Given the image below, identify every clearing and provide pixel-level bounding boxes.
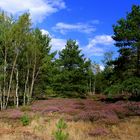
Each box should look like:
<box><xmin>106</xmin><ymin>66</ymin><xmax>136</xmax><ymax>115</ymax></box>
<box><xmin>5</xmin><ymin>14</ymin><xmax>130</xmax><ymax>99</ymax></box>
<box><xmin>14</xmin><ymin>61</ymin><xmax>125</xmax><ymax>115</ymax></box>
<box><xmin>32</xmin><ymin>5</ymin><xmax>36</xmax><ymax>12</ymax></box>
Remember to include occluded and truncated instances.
<box><xmin>0</xmin><ymin>98</ymin><xmax>140</xmax><ymax>140</ymax></box>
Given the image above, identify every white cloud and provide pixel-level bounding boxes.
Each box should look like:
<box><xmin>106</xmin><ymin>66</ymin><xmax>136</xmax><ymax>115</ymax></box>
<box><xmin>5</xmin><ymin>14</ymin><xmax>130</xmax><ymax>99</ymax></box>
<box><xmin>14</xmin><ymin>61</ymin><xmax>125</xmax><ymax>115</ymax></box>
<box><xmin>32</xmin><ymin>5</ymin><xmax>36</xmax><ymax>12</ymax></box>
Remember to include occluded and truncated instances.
<box><xmin>0</xmin><ymin>0</ymin><xmax>66</xmax><ymax>23</ymax></box>
<box><xmin>53</xmin><ymin>22</ymin><xmax>96</xmax><ymax>34</ymax></box>
<box><xmin>83</xmin><ymin>46</ymin><xmax>104</xmax><ymax>57</ymax></box>
<box><xmin>41</xmin><ymin>29</ymin><xmax>50</xmax><ymax>36</ymax></box>
<box><xmin>87</xmin><ymin>35</ymin><xmax>114</xmax><ymax>49</ymax></box>
<box><xmin>41</xmin><ymin>29</ymin><xmax>66</xmax><ymax>51</ymax></box>
<box><xmin>51</xmin><ymin>38</ymin><xmax>66</xmax><ymax>51</ymax></box>
<box><xmin>99</xmin><ymin>65</ymin><xmax>105</xmax><ymax>71</ymax></box>
<box><xmin>41</xmin><ymin>29</ymin><xmax>114</xmax><ymax>59</ymax></box>
<box><xmin>83</xmin><ymin>35</ymin><xmax>114</xmax><ymax>57</ymax></box>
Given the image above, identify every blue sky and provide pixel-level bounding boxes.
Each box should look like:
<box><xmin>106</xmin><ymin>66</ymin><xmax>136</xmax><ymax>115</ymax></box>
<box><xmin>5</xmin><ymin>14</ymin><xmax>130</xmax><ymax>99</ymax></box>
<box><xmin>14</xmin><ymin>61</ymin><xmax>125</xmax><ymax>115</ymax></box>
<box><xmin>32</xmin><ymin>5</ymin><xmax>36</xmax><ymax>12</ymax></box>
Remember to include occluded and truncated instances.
<box><xmin>0</xmin><ymin>0</ymin><xmax>140</xmax><ymax>67</ymax></box>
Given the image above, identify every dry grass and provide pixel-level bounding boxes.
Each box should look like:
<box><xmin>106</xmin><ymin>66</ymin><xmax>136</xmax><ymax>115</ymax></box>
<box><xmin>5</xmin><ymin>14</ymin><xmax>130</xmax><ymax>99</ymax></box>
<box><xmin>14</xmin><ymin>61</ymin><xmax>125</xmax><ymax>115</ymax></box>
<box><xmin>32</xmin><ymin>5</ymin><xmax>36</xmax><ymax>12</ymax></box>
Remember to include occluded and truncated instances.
<box><xmin>0</xmin><ymin>115</ymin><xmax>139</xmax><ymax>140</ymax></box>
<box><xmin>0</xmin><ymin>99</ymin><xmax>139</xmax><ymax>140</ymax></box>
<box><xmin>110</xmin><ymin>117</ymin><xmax>140</xmax><ymax>140</ymax></box>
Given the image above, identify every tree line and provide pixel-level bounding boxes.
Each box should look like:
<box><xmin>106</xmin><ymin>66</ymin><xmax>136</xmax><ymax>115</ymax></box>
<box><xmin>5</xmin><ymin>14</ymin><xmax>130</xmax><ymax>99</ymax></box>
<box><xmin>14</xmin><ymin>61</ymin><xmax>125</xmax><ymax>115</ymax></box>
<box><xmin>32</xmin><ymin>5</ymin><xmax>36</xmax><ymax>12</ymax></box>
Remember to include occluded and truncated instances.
<box><xmin>0</xmin><ymin>4</ymin><xmax>140</xmax><ymax>109</ymax></box>
<box><xmin>95</xmin><ymin>5</ymin><xmax>140</xmax><ymax>99</ymax></box>
<box><xmin>0</xmin><ymin>12</ymin><xmax>54</xmax><ymax>109</ymax></box>
<box><xmin>0</xmin><ymin>12</ymin><xmax>93</xmax><ymax>109</ymax></box>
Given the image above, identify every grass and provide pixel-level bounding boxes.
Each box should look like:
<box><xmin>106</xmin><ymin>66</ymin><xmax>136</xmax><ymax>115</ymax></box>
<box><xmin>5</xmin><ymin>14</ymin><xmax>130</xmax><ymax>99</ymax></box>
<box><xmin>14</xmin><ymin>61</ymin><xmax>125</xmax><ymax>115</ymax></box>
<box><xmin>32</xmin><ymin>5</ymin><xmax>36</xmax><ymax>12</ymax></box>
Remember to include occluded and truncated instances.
<box><xmin>0</xmin><ymin>99</ymin><xmax>139</xmax><ymax>140</ymax></box>
<box><xmin>0</xmin><ymin>115</ymin><xmax>139</xmax><ymax>140</ymax></box>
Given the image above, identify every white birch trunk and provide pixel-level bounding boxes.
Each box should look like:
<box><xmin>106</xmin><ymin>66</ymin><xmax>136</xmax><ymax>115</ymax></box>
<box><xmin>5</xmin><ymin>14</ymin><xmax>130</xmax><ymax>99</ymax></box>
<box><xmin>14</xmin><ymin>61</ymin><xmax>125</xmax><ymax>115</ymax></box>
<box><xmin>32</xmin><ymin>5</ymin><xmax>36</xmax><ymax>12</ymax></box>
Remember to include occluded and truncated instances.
<box><xmin>5</xmin><ymin>54</ymin><xmax>18</xmax><ymax>108</ymax></box>
<box><xmin>3</xmin><ymin>48</ymin><xmax>7</xmax><ymax>109</ymax></box>
<box><xmin>16</xmin><ymin>69</ymin><xmax>19</xmax><ymax>108</ymax></box>
<box><xmin>23</xmin><ymin>68</ymin><xmax>29</xmax><ymax>106</ymax></box>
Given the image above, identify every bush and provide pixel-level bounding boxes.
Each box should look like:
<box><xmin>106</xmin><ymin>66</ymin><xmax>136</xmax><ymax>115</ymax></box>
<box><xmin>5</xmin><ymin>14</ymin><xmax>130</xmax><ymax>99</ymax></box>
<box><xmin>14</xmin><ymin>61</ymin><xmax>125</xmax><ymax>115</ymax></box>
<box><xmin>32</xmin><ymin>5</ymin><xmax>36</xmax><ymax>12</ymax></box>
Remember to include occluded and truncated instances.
<box><xmin>20</xmin><ymin>114</ymin><xmax>30</xmax><ymax>126</ymax></box>
<box><xmin>122</xmin><ymin>77</ymin><xmax>140</xmax><ymax>96</ymax></box>
<box><xmin>104</xmin><ymin>83</ymin><xmax>122</xmax><ymax>95</ymax></box>
<box><xmin>45</xmin><ymin>87</ymin><xmax>55</xmax><ymax>96</ymax></box>
<box><xmin>104</xmin><ymin>77</ymin><xmax>140</xmax><ymax>98</ymax></box>
<box><xmin>53</xmin><ymin>118</ymin><xmax>69</xmax><ymax>140</ymax></box>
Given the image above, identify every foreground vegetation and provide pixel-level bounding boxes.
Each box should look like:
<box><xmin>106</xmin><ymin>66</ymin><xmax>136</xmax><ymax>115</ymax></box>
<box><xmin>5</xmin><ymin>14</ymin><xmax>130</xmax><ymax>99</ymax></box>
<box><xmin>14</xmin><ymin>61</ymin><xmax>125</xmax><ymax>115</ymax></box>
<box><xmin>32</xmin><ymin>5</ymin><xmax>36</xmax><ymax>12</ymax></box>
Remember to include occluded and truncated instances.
<box><xmin>0</xmin><ymin>116</ymin><xmax>140</xmax><ymax>140</ymax></box>
<box><xmin>0</xmin><ymin>98</ymin><xmax>139</xmax><ymax>140</ymax></box>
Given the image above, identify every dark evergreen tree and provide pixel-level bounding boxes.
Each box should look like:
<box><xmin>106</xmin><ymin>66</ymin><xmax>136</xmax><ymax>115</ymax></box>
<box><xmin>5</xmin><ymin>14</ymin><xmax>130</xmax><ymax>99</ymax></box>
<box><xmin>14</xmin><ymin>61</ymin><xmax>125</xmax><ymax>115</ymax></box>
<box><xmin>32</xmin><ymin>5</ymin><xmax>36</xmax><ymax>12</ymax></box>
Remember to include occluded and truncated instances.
<box><xmin>104</xmin><ymin>5</ymin><xmax>140</xmax><ymax>97</ymax></box>
<box><xmin>53</xmin><ymin>39</ymin><xmax>91</xmax><ymax>97</ymax></box>
<box><xmin>112</xmin><ymin>5</ymin><xmax>140</xmax><ymax>77</ymax></box>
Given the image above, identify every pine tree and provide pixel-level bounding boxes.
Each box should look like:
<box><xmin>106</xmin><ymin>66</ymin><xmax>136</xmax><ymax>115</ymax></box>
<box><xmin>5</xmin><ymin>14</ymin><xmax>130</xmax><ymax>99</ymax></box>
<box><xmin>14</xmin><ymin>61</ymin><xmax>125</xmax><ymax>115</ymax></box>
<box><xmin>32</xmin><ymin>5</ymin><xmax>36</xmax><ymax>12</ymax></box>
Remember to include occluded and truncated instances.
<box><xmin>53</xmin><ymin>39</ymin><xmax>91</xmax><ymax>97</ymax></box>
<box><xmin>112</xmin><ymin>5</ymin><xmax>140</xmax><ymax>77</ymax></box>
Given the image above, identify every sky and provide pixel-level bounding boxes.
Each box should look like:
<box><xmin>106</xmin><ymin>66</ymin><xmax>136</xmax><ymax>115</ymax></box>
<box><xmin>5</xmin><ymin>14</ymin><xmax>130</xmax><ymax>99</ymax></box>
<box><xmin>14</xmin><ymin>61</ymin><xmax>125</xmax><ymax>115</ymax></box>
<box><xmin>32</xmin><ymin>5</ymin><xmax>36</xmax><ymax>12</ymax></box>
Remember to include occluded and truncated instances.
<box><xmin>0</xmin><ymin>0</ymin><xmax>140</xmax><ymax>67</ymax></box>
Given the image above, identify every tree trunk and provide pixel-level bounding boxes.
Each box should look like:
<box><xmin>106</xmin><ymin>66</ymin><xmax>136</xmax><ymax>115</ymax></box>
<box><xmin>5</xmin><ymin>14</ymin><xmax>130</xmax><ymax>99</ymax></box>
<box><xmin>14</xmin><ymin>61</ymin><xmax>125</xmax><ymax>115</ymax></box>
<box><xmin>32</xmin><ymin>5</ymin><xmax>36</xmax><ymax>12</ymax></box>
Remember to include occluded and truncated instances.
<box><xmin>28</xmin><ymin>62</ymin><xmax>36</xmax><ymax>104</ymax></box>
<box><xmin>28</xmin><ymin>51</ymin><xmax>37</xmax><ymax>105</ymax></box>
<box><xmin>5</xmin><ymin>53</ymin><xmax>18</xmax><ymax>108</ymax></box>
<box><xmin>14</xmin><ymin>96</ymin><xmax>16</xmax><ymax>106</ymax></box>
<box><xmin>16</xmin><ymin>69</ymin><xmax>19</xmax><ymax>108</ymax></box>
<box><xmin>93</xmin><ymin>77</ymin><xmax>96</xmax><ymax>95</ymax></box>
<box><xmin>23</xmin><ymin>68</ymin><xmax>29</xmax><ymax>106</ymax></box>
<box><xmin>3</xmin><ymin>48</ymin><xmax>7</xmax><ymax>109</ymax></box>
<box><xmin>89</xmin><ymin>77</ymin><xmax>91</xmax><ymax>94</ymax></box>
<box><xmin>0</xmin><ymin>86</ymin><xmax>3</xmax><ymax>110</ymax></box>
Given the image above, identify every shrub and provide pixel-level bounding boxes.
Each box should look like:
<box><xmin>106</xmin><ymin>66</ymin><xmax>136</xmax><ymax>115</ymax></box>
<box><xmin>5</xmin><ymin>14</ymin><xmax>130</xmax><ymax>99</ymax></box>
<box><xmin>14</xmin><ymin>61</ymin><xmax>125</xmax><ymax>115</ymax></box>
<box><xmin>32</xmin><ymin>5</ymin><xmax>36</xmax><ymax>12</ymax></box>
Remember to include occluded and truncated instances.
<box><xmin>104</xmin><ymin>83</ymin><xmax>122</xmax><ymax>95</ymax></box>
<box><xmin>53</xmin><ymin>118</ymin><xmax>69</xmax><ymax>140</ymax></box>
<box><xmin>20</xmin><ymin>114</ymin><xmax>30</xmax><ymax>126</ymax></box>
<box><xmin>74</xmin><ymin>111</ymin><xmax>100</xmax><ymax>122</ymax></box>
<box><xmin>104</xmin><ymin>77</ymin><xmax>140</xmax><ymax>98</ymax></box>
<box><xmin>20</xmin><ymin>106</ymin><xmax>31</xmax><ymax>112</ymax></box>
<box><xmin>45</xmin><ymin>87</ymin><xmax>55</xmax><ymax>96</ymax></box>
<box><xmin>122</xmin><ymin>77</ymin><xmax>140</xmax><ymax>97</ymax></box>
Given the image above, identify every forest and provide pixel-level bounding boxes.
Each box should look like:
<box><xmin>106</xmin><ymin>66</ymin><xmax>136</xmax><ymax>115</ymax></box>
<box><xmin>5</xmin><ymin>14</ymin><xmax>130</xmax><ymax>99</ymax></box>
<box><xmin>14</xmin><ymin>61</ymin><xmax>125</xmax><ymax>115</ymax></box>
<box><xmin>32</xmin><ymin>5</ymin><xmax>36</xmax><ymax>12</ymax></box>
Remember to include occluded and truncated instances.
<box><xmin>0</xmin><ymin>5</ymin><xmax>140</xmax><ymax>109</ymax></box>
<box><xmin>0</xmin><ymin>4</ymin><xmax>139</xmax><ymax>140</ymax></box>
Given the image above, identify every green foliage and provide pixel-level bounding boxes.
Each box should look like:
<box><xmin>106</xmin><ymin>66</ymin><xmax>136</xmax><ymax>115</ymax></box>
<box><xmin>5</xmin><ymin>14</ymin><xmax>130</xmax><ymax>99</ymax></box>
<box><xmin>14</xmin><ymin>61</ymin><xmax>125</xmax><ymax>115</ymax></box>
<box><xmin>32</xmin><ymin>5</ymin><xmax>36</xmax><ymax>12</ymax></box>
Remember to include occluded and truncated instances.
<box><xmin>0</xmin><ymin>11</ymin><xmax>54</xmax><ymax>107</ymax></box>
<box><xmin>56</xmin><ymin>118</ymin><xmax>67</xmax><ymax>129</ymax></box>
<box><xmin>122</xmin><ymin>77</ymin><xmax>140</xmax><ymax>96</ymax></box>
<box><xmin>104</xmin><ymin>83</ymin><xmax>122</xmax><ymax>95</ymax></box>
<box><xmin>44</xmin><ymin>87</ymin><xmax>56</xmax><ymax>97</ymax></box>
<box><xmin>104</xmin><ymin>77</ymin><xmax>140</xmax><ymax>97</ymax></box>
<box><xmin>98</xmin><ymin>5</ymin><xmax>140</xmax><ymax>99</ymax></box>
<box><xmin>112</xmin><ymin>5</ymin><xmax>140</xmax><ymax>77</ymax></box>
<box><xmin>20</xmin><ymin>114</ymin><xmax>30</xmax><ymax>126</ymax></box>
<box><xmin>0</xmin><ymin>4</ymin><xmax>140</xmax><ymax>108</ymax></box>
<box><xmin>52</xmin><ymin>39</ymin><xmax>92</xmax><ymax>96</ymax></box>
<box><xmin>53</xmin><ymin>118</ymin><xmax>69</xmax><ymax>140</ymax></box>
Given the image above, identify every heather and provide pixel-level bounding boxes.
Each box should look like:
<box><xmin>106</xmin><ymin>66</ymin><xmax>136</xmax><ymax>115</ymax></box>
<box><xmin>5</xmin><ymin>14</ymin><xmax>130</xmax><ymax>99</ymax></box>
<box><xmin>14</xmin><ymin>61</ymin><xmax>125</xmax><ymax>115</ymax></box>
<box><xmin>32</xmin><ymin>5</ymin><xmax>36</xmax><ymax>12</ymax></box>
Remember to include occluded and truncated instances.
<box><xmin>0</xmin><ymin>99</ymin><xmax>139</xmax><ymax>140</ymax></box>
<box><xmin>0</xmin><ymin>99</ymin><xmax>140</xmax><ymax>122</ymax></box>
